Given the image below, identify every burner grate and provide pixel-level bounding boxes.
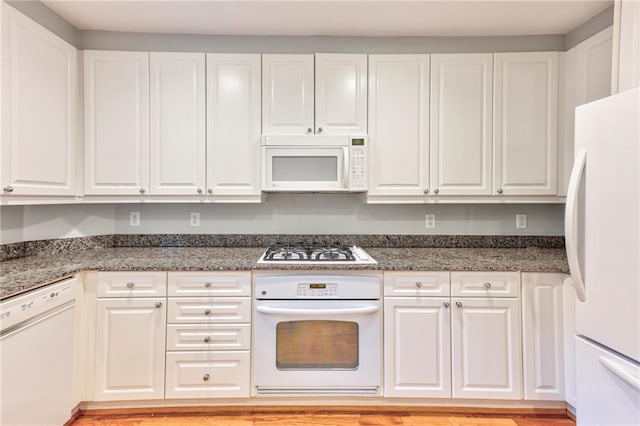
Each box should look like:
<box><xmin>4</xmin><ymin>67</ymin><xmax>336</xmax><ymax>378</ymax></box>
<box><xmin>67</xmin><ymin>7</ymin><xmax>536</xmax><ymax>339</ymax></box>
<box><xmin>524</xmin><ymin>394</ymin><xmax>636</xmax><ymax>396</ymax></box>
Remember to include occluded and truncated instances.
<box><xmin>263</xmin><ymin>243</ymin><xmax>356</xmax><ymax>262</ymax></box>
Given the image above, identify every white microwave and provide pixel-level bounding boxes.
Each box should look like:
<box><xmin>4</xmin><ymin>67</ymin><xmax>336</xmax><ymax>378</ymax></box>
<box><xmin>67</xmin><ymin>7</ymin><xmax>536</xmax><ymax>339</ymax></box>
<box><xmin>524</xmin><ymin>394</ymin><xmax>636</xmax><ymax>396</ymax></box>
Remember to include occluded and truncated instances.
<box><xmin>261</xmin><ymin>135</ymin><xmax>367</xmax><ymax>192</ymax></box>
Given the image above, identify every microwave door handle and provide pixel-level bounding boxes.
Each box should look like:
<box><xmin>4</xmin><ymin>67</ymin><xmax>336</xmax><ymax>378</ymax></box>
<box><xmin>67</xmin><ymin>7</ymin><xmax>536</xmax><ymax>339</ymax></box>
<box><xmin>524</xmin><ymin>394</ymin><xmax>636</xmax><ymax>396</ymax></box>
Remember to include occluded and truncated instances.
<box><xmin>343</xmin><ymin>147</ymin><xmax>349</xmax><ymax>189</ymax></box>
<box><xmin>256</xmin><ymin>305</ymin><xmax>379</xmax><ymax>316</ymax></box>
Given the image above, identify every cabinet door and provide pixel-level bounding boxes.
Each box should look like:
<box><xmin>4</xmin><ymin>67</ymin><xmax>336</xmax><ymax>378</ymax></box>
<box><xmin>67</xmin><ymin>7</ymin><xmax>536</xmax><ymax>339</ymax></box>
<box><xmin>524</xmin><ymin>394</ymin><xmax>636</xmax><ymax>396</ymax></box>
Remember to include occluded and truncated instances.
<box><xmin>384</xmin><ymin>297</ymin><xmax>451</xmax><ymax>397</ymax></box>
<box><xmin>315</xmin><ymin>53</ymin><xmax>367</xmax><ymax>135</ymax></box>
<box><xmin>494</xmin><ymin>52</ymin><xmax>558</xmax><ymax>196</ymax></box>
<box><xmin>207</xmin><ymin>54</ymin><xmax>261</xmax><ymax>197</ymax></box>
<box><xmin>430</xmin><ymin>54</ymin><xmax>492</xmax><ymax>196</ymax></box>
<box><xmin>1</xmin><ymin>4</ymin><xmax>77</xmax><ymax>196</ymax></box>
<box><xmin>522</xmin><ymin>273</ymin><xmax>565</xmax><ymax>401</ymax></box>
<box><xmin>262</xmin><ymin>54</ymin><xmax>314</xmax><ymax>135</ymax></box>
<box><xmin>84</xmin><ymin>50</ymin><xmax>149</xmax><ymax>195</ymax></box>
<box><xmin>618</xmin><ymin>0</ymin><xmax>640</xmax><ymax>92</ymax></box>
<box><xmin>94</xmin><ymin>298</ymin><xmax>166</xmax><ymax>401</ymax></box>
<box><xmin>149</xmin><ymin>52</ymin><xmax>205</xmax><ymax>195</ymax></box>
<box><xmin>368</xmin><ymin>55</ymin><xmax>430</xmax><ymax>197</ymax></box>
<box><xmin>451</xmin><ymin>297</ymin><xmax>522</xmax><ymax>399</ymax></box>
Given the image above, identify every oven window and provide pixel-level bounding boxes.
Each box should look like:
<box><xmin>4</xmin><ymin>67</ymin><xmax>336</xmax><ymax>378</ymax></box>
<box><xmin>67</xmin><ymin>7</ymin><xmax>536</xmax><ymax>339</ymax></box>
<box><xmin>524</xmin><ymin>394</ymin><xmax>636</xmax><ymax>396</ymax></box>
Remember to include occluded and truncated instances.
<box><xmin>276</xmin><ymin>320</ymin><xmax>358</xmax><ymax>370</ymax></box>
<box><xmin>272</xmin><ymin>156</ymin><xmax>338</xmax><ymax>181</ymax></box>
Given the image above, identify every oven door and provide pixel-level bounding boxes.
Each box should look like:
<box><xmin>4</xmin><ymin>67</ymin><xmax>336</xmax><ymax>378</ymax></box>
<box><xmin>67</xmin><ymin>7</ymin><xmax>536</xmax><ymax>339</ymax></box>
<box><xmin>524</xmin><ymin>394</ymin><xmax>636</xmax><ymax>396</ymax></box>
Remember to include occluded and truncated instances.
<box><xmin>262</xmin><ymin>146</ymin><xmax>348</xmax><ymax>191</ymax></box>
<box><xmin>253</xmin><ymin>299</ymin><xmax>381</xmax><ymax>395</ymax></box>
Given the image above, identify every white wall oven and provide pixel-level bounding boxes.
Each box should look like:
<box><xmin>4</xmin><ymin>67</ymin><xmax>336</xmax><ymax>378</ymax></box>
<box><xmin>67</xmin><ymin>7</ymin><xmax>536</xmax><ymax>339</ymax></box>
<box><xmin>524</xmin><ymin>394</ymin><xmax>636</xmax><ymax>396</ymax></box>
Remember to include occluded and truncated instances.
<box><xmin>261</xmin><ymin>135</ymin><xmax>367</xmax><ymax>192</ymax></box>
<box><xmin>253</xmin><ymin>273</ymin><xmax>382</xmax><ymax>395</ymax></box>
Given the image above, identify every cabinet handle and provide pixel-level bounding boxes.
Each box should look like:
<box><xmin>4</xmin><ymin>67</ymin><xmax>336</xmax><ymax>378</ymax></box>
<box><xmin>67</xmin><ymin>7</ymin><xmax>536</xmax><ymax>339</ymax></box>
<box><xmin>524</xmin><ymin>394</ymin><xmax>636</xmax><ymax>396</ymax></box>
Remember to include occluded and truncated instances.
<box><xmin>207</xmin><ymin>188</ymin><xmax>213</xmax><ymax>194</ymax></box>
<box><xmin>306</xmin><ymin>128</ymin><xmax>313</xmax><ymax>134</ymax></box>
<box><xmin>424</xmin><ymin>188</ymin><xmax>429</xmax><ymax>194</ymax></box>
<box><xmin>317</xmin><ymin>127</ymin><xmax>323</xmax><ymax>133</ymax></box>
<box><xmin>415</xmin><ymin>281</ymin><xmax>423</xmax><ymax>288</ymax></box>
<box><xmin>204</xmin><ymin>336</ymin><xmax>211</xmax><ymax>343</ymax></box>
<box><xmin>155</xmin><ymin>302</ymin><xmax>162</xmax><ymax>308</ymax></box>
<box><xmin>443</xmin><ymin>302</ymin><xmax>450</xmax><ymax>308</ymax></box>
<box><xmin>3</xmin><ymin>186</ymin><xmax>14</xmax><ymax>193</ymax></box>
<box><xmin>126</xmin><ymin>282</ymin><xmax>134</xmax><ymax>289</ymax></box>
<box><xmin>197</xmin><ymin>188</ymin><xmax>203</xmax><ymax>194</ymax></box>
<box><xmin>204</xmin><ymin>308</ymin><xmax>212</xmax><ymax>315</ymax></box>
<box><xmin>483</xmin><ymin>282</ymin><xmax>492</xmax><ymax>289</ymax></box>
<box><xmin>204</xmin><ymin>282</ymin><xmax>212</xmax><ymax>288</ymax></box>
<box><xmin>434</xmin><ymin>188</ymin><xmax>439</xmax><ymax>194</ymax></box>
<box><xmin>203</xmin><ymin>373</ymin><xmax>210</xmax><ymax>381</ymax></box>
<box><xmin>139</xmin><ymin>187</ymin><xmax>146</xmax><ymax>194</ymax></box>
<box><xmin>456</xmin><ymin>302</ymin><xmax>463</xmax><ymax>308</ymax></box>
<box><xmin>496</xmin><ymin>188</ymin><xmax>503</xmax><ymax>194</ymax></box>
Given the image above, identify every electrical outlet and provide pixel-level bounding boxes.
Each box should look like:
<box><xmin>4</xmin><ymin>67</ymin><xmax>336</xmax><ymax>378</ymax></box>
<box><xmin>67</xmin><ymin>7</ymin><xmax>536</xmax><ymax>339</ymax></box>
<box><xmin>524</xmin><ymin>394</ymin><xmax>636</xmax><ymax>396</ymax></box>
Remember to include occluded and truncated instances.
<box><xmin>190</xmin><ymin>212</ymin><xmax>200</xmax><ymax>227</ymax></box>
<box><xmin>516</xmin><ymin>213</ymin><xmax>527</xmax><ymax>229</ymax></box>
<box><xmin>130</xmin><ymin>211</ymin><xmax>140</xmax><ymax>227</ymax></box>
<box><xmin>425</xmin><ymin>214</ymin><xmax>436</xmax><ymax>229</ymax></box>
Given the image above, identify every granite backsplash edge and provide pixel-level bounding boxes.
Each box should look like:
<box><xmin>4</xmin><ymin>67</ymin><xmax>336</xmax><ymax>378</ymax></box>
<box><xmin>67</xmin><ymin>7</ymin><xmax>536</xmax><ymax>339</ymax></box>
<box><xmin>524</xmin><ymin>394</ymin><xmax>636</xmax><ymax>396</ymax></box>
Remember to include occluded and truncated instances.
<box><xmin>0</xmin><ymin>234</ymin><xmax>565</xmax><ymax>262</ymax></box>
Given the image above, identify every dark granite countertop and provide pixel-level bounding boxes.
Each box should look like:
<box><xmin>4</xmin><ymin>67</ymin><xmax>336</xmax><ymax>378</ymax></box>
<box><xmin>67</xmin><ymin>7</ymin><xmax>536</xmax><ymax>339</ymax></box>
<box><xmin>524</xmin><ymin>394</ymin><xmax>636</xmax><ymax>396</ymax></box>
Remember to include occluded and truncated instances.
<box><xmin>0</xmin><ymin>246</ymin><xmax>568</xmax><ymax>300</ymax></box>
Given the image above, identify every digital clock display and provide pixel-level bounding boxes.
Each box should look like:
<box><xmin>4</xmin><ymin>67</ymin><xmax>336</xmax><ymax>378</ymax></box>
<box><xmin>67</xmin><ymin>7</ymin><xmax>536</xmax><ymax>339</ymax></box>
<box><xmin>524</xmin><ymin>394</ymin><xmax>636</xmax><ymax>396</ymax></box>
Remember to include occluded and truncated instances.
<box><xmin>351</xmin><ymin>138</ymin><xmax>365</xmax><ymax>146</ymax></box>
<box><xmin>309</xmin><ymin>283</ymin><xmax>327</xmax><ymax>289</ymax></box>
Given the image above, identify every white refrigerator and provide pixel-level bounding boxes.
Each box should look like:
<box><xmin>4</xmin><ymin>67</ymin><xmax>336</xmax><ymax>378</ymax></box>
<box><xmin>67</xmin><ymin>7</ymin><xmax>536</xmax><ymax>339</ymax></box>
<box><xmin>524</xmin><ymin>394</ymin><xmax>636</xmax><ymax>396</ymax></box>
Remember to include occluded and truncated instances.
<box><xmin>565</xmin><ymin>86</ymin><xmax>640</xmax><ymax>425</ymax></box>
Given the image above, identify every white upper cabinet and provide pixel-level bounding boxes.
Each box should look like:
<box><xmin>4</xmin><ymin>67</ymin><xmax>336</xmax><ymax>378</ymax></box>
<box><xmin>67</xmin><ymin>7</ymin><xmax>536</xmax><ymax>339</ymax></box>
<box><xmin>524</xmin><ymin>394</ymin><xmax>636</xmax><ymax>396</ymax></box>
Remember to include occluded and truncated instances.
<box><xmin>617</xmin><ymin>0</ymin><xmax>640</xmax><ymax>92</ymax></box>
<box><xmin>84</xmin><ymin>50</ymin><xmax>150</xmax><ymax>195</ymax></box>
<box><xmin>262</xmin><ymin>54</ymin><xmax>314</xmax><ymax>135</ymax></box>
<box><xmin>430</xmin><ymin>54</ymin><xmax>493</xmax><ymax>196</ymax></box>
<box><xmin>1</xmin><ymin>3</ymin><xmax>77</xmax><ymax>196</ymax></box>
<box><xmin>149</xmin><ymin>52</ymin><xmax>206</xmax><ymax>196</ymax></box>
<box><xmin>315</xmin><ymin>53</ymin><xmax>367</xmax><ymax>135</ymax></box>
<box><xmin>207</xmin><ymin>54</ymin><xmax>262</xmax><ymax>198</ymax></box>
<box><xmin>494</xmin><ymin>52</ymin><xmax>559</xmax><ymax>196</ymax></box>
<box><xmin>368</xmin><ymin>55</ymin><xmax>430</xmax><ymax>197</ymax></box>
<box><xmin>262</xmin><ymin>53</ymin><xmax>367</xmax><ymax>135</ymax></box>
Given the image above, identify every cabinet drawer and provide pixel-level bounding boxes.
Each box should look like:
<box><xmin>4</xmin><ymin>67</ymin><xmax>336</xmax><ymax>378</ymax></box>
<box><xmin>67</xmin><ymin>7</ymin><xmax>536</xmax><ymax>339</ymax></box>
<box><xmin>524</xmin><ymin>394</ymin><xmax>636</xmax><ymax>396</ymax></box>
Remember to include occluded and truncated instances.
<box><xmin>97</xmin><ymin>272</ymin><xmax>167</xmax><ymax>298</ymax></box>
<box><xmin>167</xmin><ymin>298</ymin><xmax>251</xmax><ymax>323</ymax></box>
<box><xmin>451</xmin><ymin>272</ymin><xmax>520</xmax><ymax>297</ymax></box>
<box><xmin>166</xmin><ymin>324</ymin><xmax>251</xmax><ymax>351</ymax></box>
<box><xmin>168</xmin><ymin>272</ymin><xmax>251</xmax><ymax>297</ymax></box>
<box><xmin>165</xmin><ymin>351</ymin><xmax>250</xmax><ymax>399</ymax></box>
<box><xmin>384</xmin><ymin>271</ymin><xmax>450</xmax><ymax>296</ymax></box>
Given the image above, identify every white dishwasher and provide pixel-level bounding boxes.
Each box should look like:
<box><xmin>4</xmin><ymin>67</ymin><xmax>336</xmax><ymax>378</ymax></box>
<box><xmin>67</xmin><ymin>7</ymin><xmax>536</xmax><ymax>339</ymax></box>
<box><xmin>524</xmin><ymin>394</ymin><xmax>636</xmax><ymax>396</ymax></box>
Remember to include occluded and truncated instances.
<box><xmin>0</xmin><ymin>278</ymin><xmax>76</xmax><ymax>426</ymax></box>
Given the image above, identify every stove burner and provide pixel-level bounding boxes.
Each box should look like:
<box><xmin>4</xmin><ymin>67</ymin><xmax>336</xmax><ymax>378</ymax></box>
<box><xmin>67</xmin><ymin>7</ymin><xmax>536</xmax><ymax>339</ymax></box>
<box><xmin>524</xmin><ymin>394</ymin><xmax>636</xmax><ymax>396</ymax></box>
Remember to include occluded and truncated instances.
<box><xmin>263</xmin><ymin>243</ymin><xmax>356</xmax><ymax>262</ymax></box>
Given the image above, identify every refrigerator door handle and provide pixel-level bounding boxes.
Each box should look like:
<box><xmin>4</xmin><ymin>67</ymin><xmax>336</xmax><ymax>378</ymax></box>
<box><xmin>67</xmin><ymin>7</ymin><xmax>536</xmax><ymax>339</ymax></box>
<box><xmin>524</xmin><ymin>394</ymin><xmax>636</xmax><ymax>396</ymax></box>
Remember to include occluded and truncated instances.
<box><xmin>564</xmin><ymin>149</ymin><xmax>587</xmax><ymax>302</ymax></box>
<box><xmin>599</xmin><ymin>356</ymin><xmax>640</xmax><ymax>391</ymax></box>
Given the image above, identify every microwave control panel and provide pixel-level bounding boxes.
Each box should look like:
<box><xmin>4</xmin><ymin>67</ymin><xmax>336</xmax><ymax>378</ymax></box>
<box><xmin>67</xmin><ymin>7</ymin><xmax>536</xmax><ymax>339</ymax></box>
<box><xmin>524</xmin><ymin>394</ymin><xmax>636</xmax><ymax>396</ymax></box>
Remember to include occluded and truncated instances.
<box><xmin>350</xmin><ymin>137</ymin><xmax>367</xmax><ymax>190</ymax></box>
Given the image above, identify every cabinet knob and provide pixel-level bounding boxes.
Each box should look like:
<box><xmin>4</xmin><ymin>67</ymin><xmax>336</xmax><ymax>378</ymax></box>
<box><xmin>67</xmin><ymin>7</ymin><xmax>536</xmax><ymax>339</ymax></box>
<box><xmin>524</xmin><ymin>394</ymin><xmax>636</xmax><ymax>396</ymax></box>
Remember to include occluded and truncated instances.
<box><xmin>197</xmin><ymin>188</ymin><xmax>203</xmax><ymax>194</ymax></box>
<box><xmin>306</xmin><ymin>128</ymin><xmax>313</xmax><ymax>134</ymax></box>
<box><xmin>443</xmin><ymin>302</ymin><xmax>450</xmax><ymax>308</ymax></box>
<box><xmin>424</xmin><ymin>188</ymin><xmax>429</xmax><ymax>194</ymax></box>
<box><xmin>317</xmin><ymin>127</ymin><xmax>323</xmax><ymax>133</ymax></box>
<box><xmin>456</xmin><ymin>302</ymin><xmax>463</xmax><ymax>308</ymax></box>
<box><xmin>204</xmin><ymin>308</ymin><xmax>212</xmax><ymax>315</ymax></box>
<box><xmin>483</xmin><ymin>282</ymin><xmax>492</xmax><ymax>289</ymax></box>
<box><xmin>204</xmin><ymin>336</ymin><xmax>211</xmax><ymax>343</ymax></box>
<box><xmin>3</xmin><ymin>186</ymin><xmax>14</xmax><ymax>193</ymax></box>
<box><xmin>415</xmin><ymin>281</ymin><xmax>423</xmax><ymax>288</ymax></box>
<box><xmin>126</xmin><ymin>282</ymin><xmax>134</xmax><ymax>289</ymax></box>
<box><xmin>207</xmin><ymin>188</ymin><xmax>213</xmax><ymax>194</ymax></box>
<box><xmin>155</xmin><ymin>302</ymin><xmax>162</xmax><ymax>309</ymax></box>
<box><xmin>434</xmin><ymin>188</ymin><xmax>439</xmax><ymax>194</ymax></box>
<box><xmin>139</xmin><ymin>187</ymin><xmax>146</xmax><ymax>194</ymax></box>
<box><xmin>204</xmin><ymin>282</ymin><xmax>212</xmax><ymax>288</ymax></box>
<box><xmin>497</xmin><ymin>188</ymin><xmax>503</xmax><ymax>194</ymax></box>
<box><xmin>203</xmin><ymin>373</ymin><xmax>210</xmax><ymax>381</ymax></box>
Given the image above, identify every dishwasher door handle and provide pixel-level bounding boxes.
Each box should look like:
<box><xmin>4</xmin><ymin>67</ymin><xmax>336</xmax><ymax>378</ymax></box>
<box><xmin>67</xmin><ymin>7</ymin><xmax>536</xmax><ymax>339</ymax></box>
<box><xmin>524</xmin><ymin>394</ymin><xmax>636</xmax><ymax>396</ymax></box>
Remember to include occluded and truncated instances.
<box><xmin>256</xmin><ymin>305</ymin><xmax>379</xmax><ymax>316</ymax></box>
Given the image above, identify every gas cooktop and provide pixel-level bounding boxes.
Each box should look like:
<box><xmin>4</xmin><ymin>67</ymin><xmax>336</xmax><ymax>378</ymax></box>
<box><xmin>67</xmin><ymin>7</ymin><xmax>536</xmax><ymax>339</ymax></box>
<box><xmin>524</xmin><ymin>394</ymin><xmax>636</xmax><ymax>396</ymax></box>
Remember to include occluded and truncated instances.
<box><xmin>257</xmin><ymin>243</ymin><xmax>377</xmax><ymax>265</ymax></box>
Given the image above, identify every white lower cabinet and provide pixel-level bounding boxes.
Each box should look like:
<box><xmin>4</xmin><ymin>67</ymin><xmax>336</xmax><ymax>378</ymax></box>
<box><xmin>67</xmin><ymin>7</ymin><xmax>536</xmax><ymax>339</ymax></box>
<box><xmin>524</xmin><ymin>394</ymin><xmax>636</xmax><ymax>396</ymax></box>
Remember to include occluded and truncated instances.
<box><xmin>165</xmin><ymin>272</ymin><xmax>251</xmax><ymax>399</ymax></box>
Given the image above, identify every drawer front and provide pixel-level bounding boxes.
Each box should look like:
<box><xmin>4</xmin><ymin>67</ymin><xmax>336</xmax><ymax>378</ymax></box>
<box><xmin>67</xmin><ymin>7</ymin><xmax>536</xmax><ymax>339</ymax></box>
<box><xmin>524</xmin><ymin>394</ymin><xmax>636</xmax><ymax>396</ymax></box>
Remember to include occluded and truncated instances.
<box><xmin>384</xmin><ymin>271</ymin><xmax>450</xmax><ymax>296</ymax></box>
<box><xmin>168</xmin><ymin>272</ymin><xmax>251</xmax><ymax>297</ymax></box>
<box><xmin>451</xmin><ymin>272</ymin><xmax>520</xmax><ymax>297</ymax></box>
<box><xmin>165</xmin><ymin>351</ymin><xmax>250</xmax><ymax>399</ymax></box>
<box><xmin>167</xmin><ymin>298</ymin><xmax>251</xmax><ymax>323</ymax></box>
<box><xmin>166</xmin><ymin>324</ymin><xmax>251</xmax><ymax>351</ymax></box>
<box><xmin>97</xmin><ymin>272</ymin><xmax>167</xmax><ymax>298</ymax></box>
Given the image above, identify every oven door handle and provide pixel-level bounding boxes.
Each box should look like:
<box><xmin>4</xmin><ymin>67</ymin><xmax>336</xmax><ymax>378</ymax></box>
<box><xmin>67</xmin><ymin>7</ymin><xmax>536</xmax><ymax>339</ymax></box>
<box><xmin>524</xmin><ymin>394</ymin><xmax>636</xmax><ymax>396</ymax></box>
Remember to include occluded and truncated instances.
<box><xmin>255</xmin><ymin>305</ymin><xmax>379</xmax><ymax>316</ymax></box>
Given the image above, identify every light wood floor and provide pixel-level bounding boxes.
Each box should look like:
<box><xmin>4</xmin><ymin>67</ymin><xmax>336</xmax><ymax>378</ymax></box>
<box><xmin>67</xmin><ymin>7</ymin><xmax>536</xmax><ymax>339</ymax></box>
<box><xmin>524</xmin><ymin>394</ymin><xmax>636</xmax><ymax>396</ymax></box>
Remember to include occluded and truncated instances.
<box><xmin>71</xmin><ymin>410</ymin><xmax>576</xmax><ymax>426</ymax></box>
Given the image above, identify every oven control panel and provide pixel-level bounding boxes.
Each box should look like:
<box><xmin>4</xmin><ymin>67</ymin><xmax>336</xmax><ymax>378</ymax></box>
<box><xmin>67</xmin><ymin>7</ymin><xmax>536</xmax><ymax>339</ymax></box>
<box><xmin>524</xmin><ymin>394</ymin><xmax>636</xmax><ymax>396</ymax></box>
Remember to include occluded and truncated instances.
<box><xmin>297</xmin><ymin>283</ymin><xmax>338</xmax><ymax>298</ymax></box>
